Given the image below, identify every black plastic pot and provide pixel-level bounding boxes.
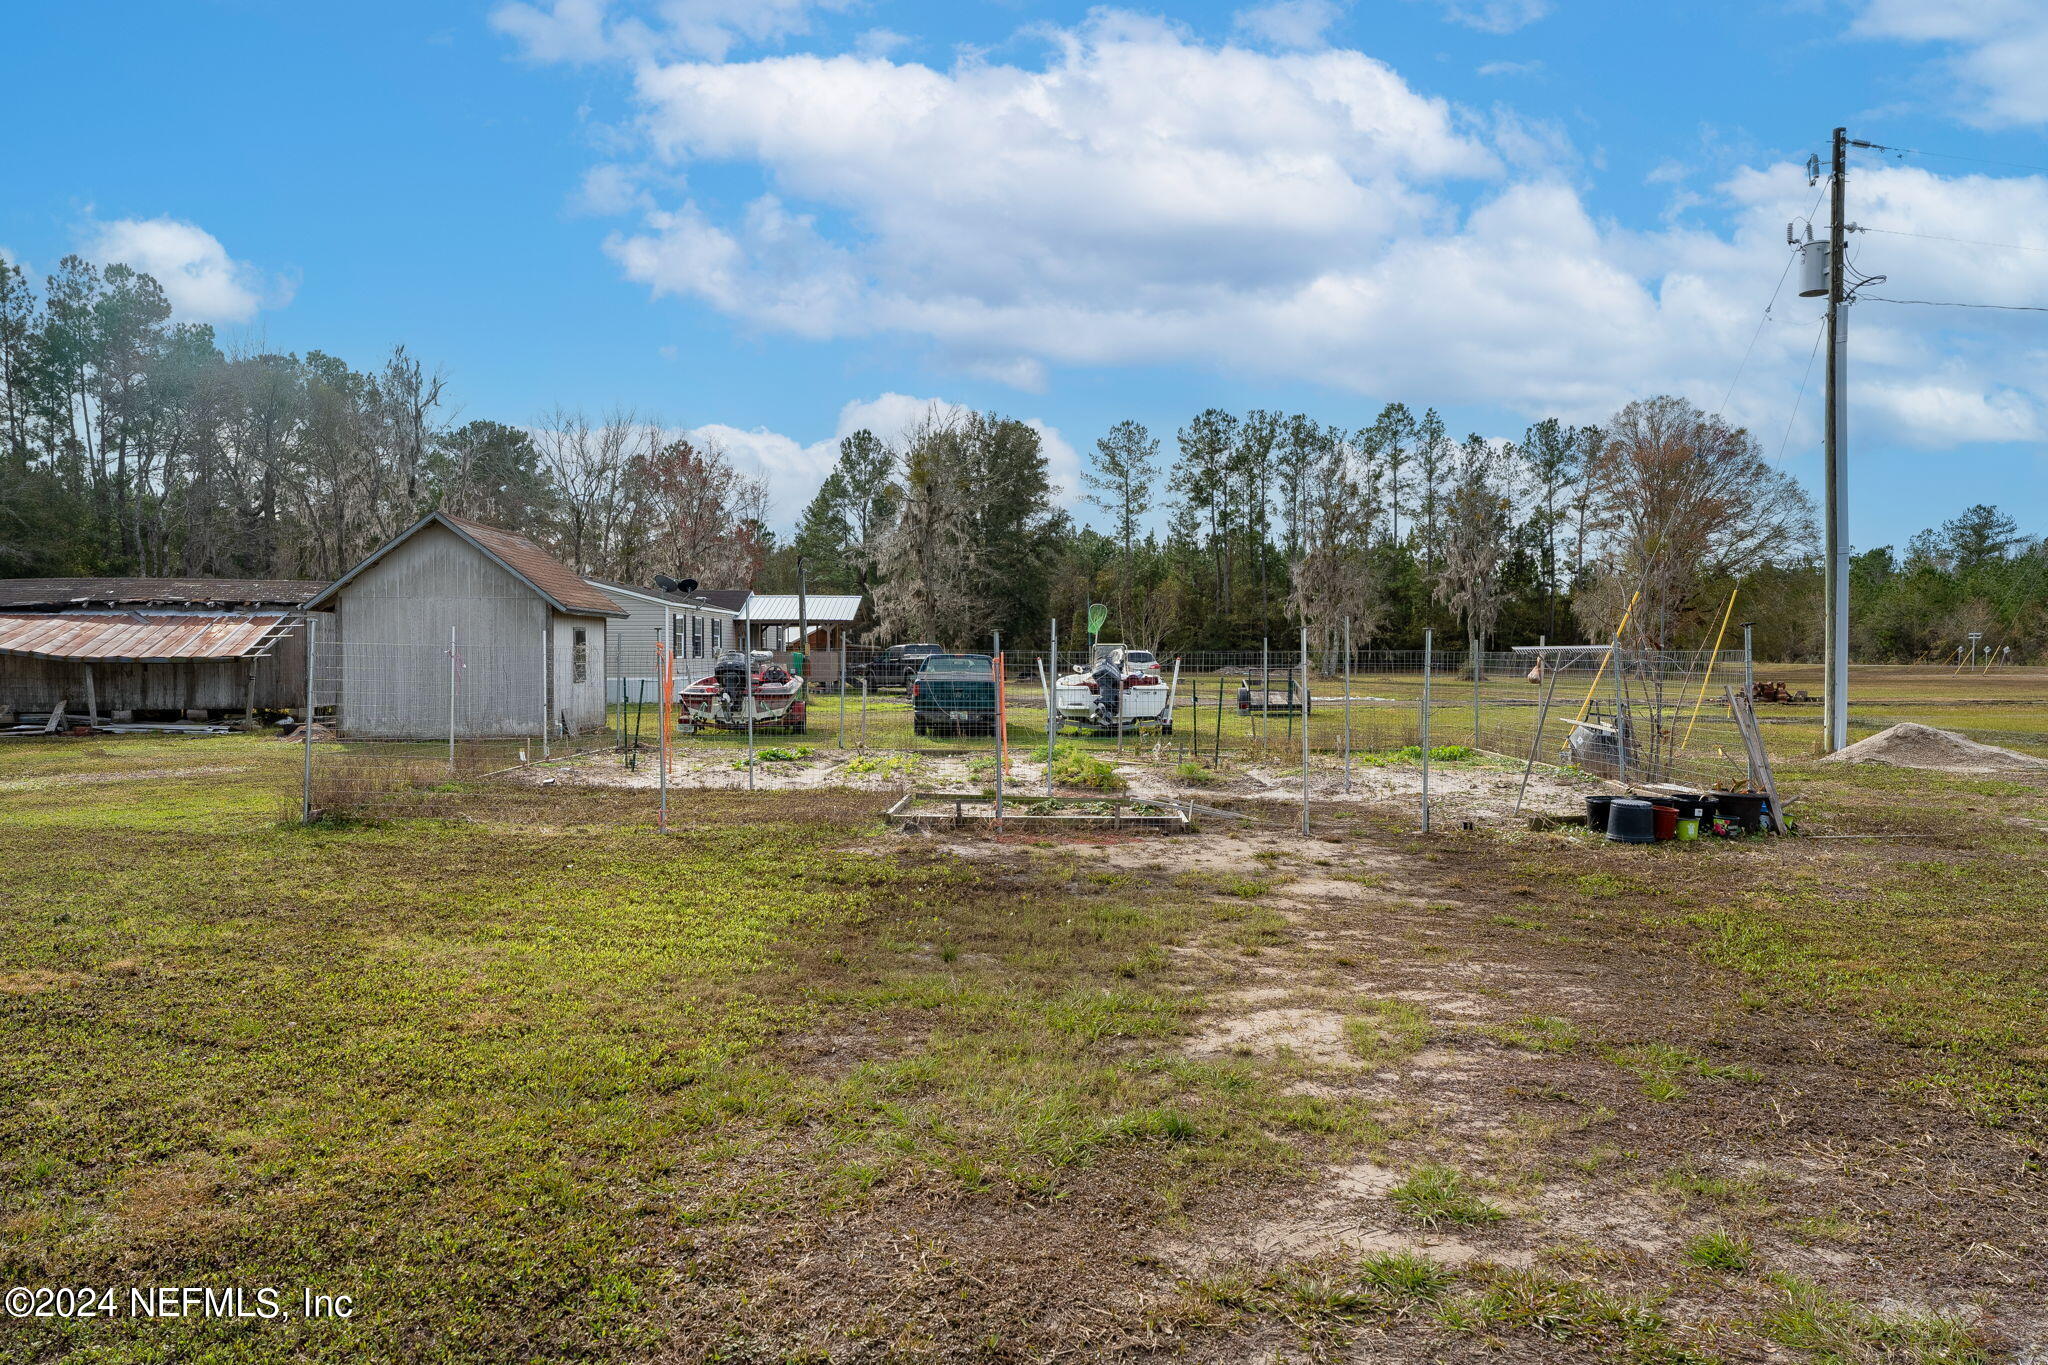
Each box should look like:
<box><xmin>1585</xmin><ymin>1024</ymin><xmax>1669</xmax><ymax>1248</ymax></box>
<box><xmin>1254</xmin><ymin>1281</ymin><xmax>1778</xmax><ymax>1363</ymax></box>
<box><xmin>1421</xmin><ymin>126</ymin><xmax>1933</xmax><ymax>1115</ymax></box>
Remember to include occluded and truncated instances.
<box><xmin>1716</xmin><ymin>792</ymin><xmax>1770</xmax><ymax>833</ymax></box>
<box><xmin>1585</xmin><ymin>794</ymin><xmax>1615</xmax><ymax>834</ymax></box>
<box><xmin>1605</xmin><ymin>797</ymin><xmax>1658</xmax><ymax>844</ymax></box>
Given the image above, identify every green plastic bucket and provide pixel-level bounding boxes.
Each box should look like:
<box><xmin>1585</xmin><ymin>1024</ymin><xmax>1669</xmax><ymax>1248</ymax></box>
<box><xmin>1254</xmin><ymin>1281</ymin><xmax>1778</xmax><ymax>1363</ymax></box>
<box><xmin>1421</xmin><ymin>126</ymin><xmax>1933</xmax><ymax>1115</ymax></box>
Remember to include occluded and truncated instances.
<box><xmin>1675</xmin><ymin>816</ymin><xmax>1700</xmax><ymax>842</ymax></box>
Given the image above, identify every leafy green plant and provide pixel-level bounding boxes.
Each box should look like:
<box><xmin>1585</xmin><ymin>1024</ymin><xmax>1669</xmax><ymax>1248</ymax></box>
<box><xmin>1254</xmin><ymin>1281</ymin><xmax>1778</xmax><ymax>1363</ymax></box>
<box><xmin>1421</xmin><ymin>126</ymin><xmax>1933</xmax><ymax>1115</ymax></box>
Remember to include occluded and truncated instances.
<box><xmin>1173</xmin><ymin>761</ymin><xmax>1217</xmax><ymax>785</ymax></box>
<box><xmin>1045</xmin><ymin>748</ymin><xmax>1127</xmax><ymax>791</ymax></box>
<box><xmin>844</xmin><ymin>752</ymin><xmax>921</xmax><ymax>777</ymax></box>
<box><xmin>732</xmin><ymin>745</ymin><xmax>814</xmax><ymax>768</ymax></box>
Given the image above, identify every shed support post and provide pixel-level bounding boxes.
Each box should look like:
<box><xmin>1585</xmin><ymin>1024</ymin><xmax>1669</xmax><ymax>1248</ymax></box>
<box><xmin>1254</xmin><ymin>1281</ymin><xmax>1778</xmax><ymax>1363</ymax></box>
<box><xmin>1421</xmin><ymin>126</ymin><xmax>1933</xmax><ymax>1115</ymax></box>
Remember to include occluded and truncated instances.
<box><xmin>83</xmin><ymin>664</ymin><xmax>98</xmax><ymax>728</ymax></box>
<box><xmin>244</xmin><ymin>656</ymin><xmax>259</xmax><ymax>729</ymax></box>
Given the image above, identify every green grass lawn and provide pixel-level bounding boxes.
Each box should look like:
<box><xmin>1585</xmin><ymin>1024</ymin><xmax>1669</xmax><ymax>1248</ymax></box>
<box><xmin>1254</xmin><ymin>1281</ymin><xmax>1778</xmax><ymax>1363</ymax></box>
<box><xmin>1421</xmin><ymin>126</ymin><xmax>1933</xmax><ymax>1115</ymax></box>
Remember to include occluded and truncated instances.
<box><xmin>3</xmin><ymin>733</ymin><xmax>2040</xmax><ymax>1362</ymax></box>
<box><xmin>0</xmin><ymin>737</ymin><xmax>1378</xmax><ymax>1362</ymax></box>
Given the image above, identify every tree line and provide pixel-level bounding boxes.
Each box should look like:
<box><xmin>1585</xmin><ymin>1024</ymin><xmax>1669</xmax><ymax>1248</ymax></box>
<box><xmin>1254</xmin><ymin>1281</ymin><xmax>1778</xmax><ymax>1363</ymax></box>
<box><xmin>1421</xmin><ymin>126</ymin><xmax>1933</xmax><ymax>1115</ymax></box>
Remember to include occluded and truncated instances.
<box><xmin>0</xmin><ymin>256</ymin><xmax>768</xmax><ymax>588</ymax></box>
<box><xmin>4</xmin><ymin>254</ymin><xmax>2040</xmax><ymax>661</ymax></box>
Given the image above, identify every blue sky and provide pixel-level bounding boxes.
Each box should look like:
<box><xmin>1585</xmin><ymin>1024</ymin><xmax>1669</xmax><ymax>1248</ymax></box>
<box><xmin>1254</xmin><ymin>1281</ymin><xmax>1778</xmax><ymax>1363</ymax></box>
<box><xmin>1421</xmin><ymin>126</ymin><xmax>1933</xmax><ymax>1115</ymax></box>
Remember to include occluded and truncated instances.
<box><xmin>5</xmin><ymin>0</ymin><xmax>2047</xmax><ymax>548</ymax></box>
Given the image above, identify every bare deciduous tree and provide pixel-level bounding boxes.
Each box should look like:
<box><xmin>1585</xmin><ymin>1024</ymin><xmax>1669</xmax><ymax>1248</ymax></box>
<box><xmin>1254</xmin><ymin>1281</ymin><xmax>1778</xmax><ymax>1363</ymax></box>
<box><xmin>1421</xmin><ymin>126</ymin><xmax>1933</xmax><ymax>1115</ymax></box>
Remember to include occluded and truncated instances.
<box><xmin>1577</xmin><ymin>396</ymin><xmax>1816</xmax><ymax>647</ymax></box>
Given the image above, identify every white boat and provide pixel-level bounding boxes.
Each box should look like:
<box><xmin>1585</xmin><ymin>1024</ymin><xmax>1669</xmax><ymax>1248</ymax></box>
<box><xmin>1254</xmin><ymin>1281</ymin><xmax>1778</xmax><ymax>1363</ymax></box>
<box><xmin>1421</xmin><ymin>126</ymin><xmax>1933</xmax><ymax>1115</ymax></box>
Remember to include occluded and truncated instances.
<box><xmin>1053</xmin><ymin>644</ymin><xmax>1176</xmax><ymax>733</ymax></box>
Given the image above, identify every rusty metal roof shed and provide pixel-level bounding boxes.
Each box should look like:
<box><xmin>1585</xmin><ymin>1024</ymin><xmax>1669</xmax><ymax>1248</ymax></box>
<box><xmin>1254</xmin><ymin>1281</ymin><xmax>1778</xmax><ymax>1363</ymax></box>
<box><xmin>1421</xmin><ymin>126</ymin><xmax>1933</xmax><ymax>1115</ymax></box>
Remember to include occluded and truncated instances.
<box><xmin>0</xmin><ymin>612</ymin><xmax>297</xmax><ymax>663</ymax></box>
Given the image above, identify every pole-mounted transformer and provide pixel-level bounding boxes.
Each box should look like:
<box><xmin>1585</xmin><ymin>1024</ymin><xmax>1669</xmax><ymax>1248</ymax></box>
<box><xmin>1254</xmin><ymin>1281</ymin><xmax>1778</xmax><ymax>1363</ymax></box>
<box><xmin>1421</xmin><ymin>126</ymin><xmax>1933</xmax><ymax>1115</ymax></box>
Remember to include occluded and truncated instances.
<box><xmin>1797</xmin><ymin>239</ymin><xmax>1831</xmax><ymax>299</ymax></box>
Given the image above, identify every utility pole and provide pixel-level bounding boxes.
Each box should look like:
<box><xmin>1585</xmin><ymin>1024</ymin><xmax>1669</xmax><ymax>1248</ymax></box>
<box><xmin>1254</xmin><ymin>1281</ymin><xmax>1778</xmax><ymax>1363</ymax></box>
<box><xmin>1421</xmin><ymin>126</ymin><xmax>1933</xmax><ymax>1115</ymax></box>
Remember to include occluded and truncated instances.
<box><xmin>796</xmin><ymin>554</ymin><xmax>808</xmax><ymax>682</ymax></box>
<box><xmin>1821</xmin><ymin>126</ymin><xmax>1863</xmax><ymax>754</ymax></box>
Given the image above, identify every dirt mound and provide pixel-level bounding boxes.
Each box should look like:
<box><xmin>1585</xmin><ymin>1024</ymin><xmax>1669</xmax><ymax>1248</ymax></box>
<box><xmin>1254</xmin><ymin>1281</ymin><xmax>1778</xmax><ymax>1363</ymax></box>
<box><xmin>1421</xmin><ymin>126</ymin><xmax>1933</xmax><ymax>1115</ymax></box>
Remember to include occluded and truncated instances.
<box><xmin>1819</xmin><ymin>722</ymin><xmax>2048</xmax><ymax>772</ymax></box>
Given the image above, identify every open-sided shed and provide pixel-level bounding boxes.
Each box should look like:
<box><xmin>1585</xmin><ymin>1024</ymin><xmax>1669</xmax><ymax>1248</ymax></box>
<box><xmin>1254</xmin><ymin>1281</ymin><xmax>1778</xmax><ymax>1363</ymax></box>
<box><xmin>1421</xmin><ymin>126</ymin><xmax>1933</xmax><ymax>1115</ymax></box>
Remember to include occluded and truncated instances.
<box><xmin>0</xmin><ymin>578</ymin><xmax>321</xmax><ymax>727</ymax></box>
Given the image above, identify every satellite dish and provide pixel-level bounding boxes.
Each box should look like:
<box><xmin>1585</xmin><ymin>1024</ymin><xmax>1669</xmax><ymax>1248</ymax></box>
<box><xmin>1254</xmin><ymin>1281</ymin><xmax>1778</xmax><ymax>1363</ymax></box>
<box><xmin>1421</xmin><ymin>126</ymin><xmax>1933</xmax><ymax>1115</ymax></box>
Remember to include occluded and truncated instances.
<box><xmin>677</xmin><ymin>578</ymin><xmax>699</xmax><ymax>595</ymax></box>
<box><xmin>653</xmin><ymin>574</ymin><xmax>681</xmax><ymax>593</ymax></box>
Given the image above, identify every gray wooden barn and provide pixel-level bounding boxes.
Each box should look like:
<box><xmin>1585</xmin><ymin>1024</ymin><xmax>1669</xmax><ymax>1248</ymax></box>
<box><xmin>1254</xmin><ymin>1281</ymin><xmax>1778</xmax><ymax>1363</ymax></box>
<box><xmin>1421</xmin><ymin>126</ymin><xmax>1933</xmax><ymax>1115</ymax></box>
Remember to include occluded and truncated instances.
<box><xmin>0</xmin><ymin>578</ymin><xmax>321</xmax><ymax>727</ymax></box>
<box><xmin>306</xmin><ymin>513</ymin><xmax>624</xmax><ymax>740</ymax></box>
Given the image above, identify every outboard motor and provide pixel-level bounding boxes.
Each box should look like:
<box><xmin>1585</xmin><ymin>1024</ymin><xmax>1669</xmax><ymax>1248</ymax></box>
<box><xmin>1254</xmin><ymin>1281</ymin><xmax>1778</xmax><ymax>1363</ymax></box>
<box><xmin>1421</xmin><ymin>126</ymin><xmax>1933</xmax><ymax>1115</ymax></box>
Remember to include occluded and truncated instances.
<box><xmin>713</xmin><ymin>651</ymin><xmax>751</xmax><ymax>707</ymax></box>
<box><xmin>1090</xmin><ymin>653</ymin><xmax>1124</xmax><ymax>728</ymax></box>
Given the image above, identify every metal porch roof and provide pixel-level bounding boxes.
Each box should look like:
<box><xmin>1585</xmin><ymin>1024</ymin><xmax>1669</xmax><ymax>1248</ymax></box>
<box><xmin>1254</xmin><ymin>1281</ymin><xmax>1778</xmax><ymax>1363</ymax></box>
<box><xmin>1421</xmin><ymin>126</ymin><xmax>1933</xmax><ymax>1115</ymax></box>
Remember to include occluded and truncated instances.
<box><xmin>742</xmin><ymin>594</ymin><xmax>866</xmax><ymax>623</ymax></box>
<box><xmin>0</xmin><ymin>612</ymin><xmax>297</xmax><ymax>663</ymax></box>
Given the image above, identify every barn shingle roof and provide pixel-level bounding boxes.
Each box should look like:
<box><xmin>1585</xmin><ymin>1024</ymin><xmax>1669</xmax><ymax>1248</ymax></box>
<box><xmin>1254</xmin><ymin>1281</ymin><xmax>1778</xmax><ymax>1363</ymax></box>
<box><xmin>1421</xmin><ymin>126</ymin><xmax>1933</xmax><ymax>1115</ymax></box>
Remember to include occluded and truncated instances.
<box><xmin>436</xmin><ymin>514</ymin><xmax>624</xmax><ymax>616</ymax></box>
<box><xmin>305</xmin><ymin>513</ymin><xmax>625</xmax><ymax>617</ymax></box>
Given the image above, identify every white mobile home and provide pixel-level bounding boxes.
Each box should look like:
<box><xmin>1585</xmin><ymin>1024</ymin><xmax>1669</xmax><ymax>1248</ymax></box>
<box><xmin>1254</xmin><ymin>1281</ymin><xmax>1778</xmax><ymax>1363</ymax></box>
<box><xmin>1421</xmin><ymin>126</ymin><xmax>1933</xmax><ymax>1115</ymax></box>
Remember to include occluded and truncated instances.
<box><xmin>587</xmin><ymin>580</ymin><xmax>743</xmax><ymax>701</ymax></box>
<box><xmin>307</xmin><ymin>512</ymin><xmax>624</xmax><ymax>740</ymax></box>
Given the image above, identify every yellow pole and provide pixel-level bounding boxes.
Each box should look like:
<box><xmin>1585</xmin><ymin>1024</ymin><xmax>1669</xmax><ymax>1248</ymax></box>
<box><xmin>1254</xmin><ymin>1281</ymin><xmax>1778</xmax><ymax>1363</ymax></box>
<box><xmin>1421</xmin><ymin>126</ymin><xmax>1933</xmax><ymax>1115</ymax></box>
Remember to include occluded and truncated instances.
<box><xmin>1680</xmin><ymin>587</ymin><xmax>1740</xmax><ymax>751</ymax></box>
<box><xmin>1572</xmin><ymin>589</ymin><xmax>1642</xmax><ymax>726</ymax></box>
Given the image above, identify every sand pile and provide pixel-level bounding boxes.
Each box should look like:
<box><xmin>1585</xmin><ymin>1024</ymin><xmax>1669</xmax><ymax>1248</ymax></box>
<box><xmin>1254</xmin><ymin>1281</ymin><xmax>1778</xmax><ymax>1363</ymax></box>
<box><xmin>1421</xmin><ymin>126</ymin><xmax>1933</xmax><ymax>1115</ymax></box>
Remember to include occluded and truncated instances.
<box><xmin>1820</xmin><ymin>722</ymin><xmax>2048</xmax><ymax>772</ymax></box>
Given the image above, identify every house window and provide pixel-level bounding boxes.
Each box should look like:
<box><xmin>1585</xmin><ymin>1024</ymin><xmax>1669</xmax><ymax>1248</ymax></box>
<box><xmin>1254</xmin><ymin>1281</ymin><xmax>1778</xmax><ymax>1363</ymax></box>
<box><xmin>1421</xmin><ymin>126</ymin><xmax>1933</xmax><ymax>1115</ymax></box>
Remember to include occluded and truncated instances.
<box><xmin>691</xmin><ymin>617</ymin><xmax>704</xmax><ymax>657</ymax></box>
<box><xmin>710</xmin><ymin>619</ymin><xmax>722</xmax><ymax>650</ymax></box>
<box><xmin>572</xmin><ymin>628</ymin><xmax>588</xmax><ymax>684</ymax></box>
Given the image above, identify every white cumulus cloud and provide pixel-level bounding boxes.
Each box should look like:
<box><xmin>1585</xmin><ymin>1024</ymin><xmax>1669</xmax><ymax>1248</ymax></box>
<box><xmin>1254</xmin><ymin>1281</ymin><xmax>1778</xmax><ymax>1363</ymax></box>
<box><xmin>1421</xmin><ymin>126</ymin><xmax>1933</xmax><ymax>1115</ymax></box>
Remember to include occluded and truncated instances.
<box><xmin>80</xmin><ymin>217</ymin><xmax>290</xmax><ymax>324</ymax></box>
<box><xmin>1855</xmin><ymin>0</ymin><xmax>2048</xmax><ymax>127</ymax></box>
<box><xmin>524</xmin><ymin>7</ymin><xmax>2048</xmax><ymax>455</ymax></box>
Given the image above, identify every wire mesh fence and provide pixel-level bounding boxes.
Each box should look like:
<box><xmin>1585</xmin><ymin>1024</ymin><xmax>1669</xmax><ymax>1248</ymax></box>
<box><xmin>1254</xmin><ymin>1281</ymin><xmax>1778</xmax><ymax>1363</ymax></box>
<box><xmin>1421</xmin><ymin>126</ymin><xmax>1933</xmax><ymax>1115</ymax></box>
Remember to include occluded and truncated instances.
<box><xmin>302</xmin><ymin>619</ymin><xmax>622</xmax><ymax>821</ymax></box>
<box><xmin>300</xmin><ymin>610</ymin><xmax>1769</xmax><ymax>833</ymax></box>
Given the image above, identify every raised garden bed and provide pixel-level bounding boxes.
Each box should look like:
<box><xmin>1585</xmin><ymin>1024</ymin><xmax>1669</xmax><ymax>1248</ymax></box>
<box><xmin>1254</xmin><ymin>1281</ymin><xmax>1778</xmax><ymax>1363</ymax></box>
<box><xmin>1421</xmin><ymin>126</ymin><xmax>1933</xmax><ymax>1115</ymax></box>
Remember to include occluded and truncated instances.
<box><xmin>884</xmin><ymin>791</ymin><xmax>1192</xmax><ymax>834</ymax></box>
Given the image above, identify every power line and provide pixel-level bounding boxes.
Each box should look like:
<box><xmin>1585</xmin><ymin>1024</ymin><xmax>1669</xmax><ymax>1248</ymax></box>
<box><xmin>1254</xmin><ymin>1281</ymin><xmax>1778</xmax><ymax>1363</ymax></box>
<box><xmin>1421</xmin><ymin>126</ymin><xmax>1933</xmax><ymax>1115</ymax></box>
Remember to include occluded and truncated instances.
<box><xmin>1715</xmin><ymin>249</ymin><xmax>1797</xmax><ymax>417</ymax></box>
<box><xmin>1861</xmin><ymin>295</ymin><xmax>2048</xmax><ymax>313</ymax></box>
<box><xmin>1859</xmin><ymin>225</ymin><xmax>2048</xmax><ymax>255</ymax></box>
<box><xmin>1774</xmin><ymin>317</ymin><xmax>1826</xmax><ymax>463</ymax></box>
<box><xmin>1849</xmin><ymin>140</ymin><xmax>2048</xmax><ymax>179</ymax></box>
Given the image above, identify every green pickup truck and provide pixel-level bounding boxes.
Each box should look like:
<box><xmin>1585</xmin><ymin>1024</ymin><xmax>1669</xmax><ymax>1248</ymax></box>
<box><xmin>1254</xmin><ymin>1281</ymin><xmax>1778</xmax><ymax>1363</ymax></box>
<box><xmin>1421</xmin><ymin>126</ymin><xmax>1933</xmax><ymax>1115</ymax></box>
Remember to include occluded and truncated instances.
<box><xmin>909</xmin><ymin>654</ymin><xmax>998</xmax><ymax>737</ymax></box>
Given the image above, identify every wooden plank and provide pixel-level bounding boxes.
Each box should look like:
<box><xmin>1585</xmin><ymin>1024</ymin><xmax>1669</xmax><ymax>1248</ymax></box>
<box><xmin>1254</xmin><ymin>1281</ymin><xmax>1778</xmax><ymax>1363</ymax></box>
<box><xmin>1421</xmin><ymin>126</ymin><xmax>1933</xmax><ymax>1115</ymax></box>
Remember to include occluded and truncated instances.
<box><xmin>1725</xmin><ymin>686</ymin><xmax>1788</xmax><ymax>834</ymax></box>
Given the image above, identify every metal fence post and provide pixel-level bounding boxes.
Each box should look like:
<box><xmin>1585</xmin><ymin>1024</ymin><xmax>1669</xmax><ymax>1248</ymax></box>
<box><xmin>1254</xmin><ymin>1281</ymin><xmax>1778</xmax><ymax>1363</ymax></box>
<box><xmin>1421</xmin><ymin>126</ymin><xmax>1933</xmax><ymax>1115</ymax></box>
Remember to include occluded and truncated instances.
<box><xmin>744</xmin><ymin>603</ymin><xmax>756</xmax><ymax>791</ymax></box>
<box><xmin>1342</xmin><ymin>617</ymin><xmax>1353</xmax><ymax>792</ymax></box>
<box><xmin>1420</xmin><ymin>628</ymin><xmax>1433</xmax><ymax>833</ymax></box>
<box><xmin>1299</xmin><ymin>624</ymin><xmax>1310</xmax><ymax>836</ymax></box>
<box><xmin>1046</xmin><ymin>616</ymin><xmax>1057</xmax><ymax>793</ymax></box>
<box><xmin>1471</xmin><ymin>635</ymin><xmax>1482</xmax><ymax>750</ymax></box>
<box><xmin>993</xmin><ymin>629</ymin><xmax>1004</xmax><ymax>827</ymax></box>
<box><xmin>448</xmin><ymin>626</ymin><xmax>458</xmax><ymax>779</ymax></box>
<box><xmin>657</xmin><ymin>643</ymin><xmax>671</xmax><ymax>834</ymax></box>
<box><xmin>1742</xmin><ymin>623</ymin><xmax>1754</xmax><ymax>701</ymax></box>
<box><xmin>839</xmin><ymin>633</ymin><xmax>848</xmax><ymax>749</ymax></box>
<box><xmin>1614</xmin><ymin>643</ymin><xmax>1629</xmax><ymax>787</ymax></box>
<box><xmin>301</xmin><ymin>613</ymin><xmax>316</xmax><ymax>824</ymax></box>
<box><xmin>1260</xmin><ymin>636</ymin><xmax>1270</xmax><ymax>756</ymax></box>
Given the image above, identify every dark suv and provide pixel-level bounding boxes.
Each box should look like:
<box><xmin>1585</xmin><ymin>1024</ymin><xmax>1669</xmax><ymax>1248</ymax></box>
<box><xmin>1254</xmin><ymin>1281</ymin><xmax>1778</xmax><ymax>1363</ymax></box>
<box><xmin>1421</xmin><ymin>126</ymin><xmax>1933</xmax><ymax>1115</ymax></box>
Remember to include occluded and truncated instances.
<box><xmin>855</xmin><ymin>643</ymin><xmax>945</xmax><ymax>690</ymax></box>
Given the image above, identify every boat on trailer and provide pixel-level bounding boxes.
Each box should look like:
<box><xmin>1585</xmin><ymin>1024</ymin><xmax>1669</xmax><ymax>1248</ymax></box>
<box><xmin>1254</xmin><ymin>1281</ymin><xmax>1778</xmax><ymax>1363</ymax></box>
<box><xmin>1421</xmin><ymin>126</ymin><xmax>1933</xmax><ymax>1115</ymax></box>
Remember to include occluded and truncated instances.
<box><xmin>1053</xmin><ymin>644</ymin><xmax>1177</xmax><ymax>734</ymax></box>
<box><xmin>678</xmin><ymin>651</ymin><xmax>807</xmax><ymax>733</ymax></box>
